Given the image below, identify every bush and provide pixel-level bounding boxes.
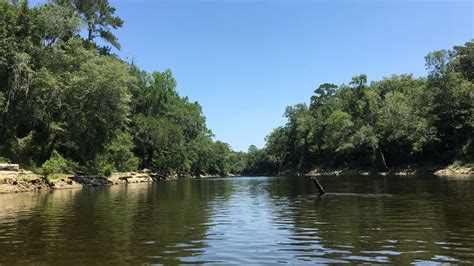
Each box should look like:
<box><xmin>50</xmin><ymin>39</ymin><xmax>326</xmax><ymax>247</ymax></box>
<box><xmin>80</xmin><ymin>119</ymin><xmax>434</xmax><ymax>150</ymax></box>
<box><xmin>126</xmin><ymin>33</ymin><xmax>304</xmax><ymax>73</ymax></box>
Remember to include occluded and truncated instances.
<box><xmin>101</xmin><ymin>164</ymin><xmax>113</xmax><ymax>177</ymax></box>
<box><xmin>0</xmin><ymin>156</ymin><xmax>11</xmax><ymax>163</ymax></box>
<box><xmin>448</xmin><ymin>160</ymin><xmax>474</xmax><ymax>169</ymax></box>
<box><xmin>40</xmin><ymin>151</ymin><xmax>69</xmax><ymax>179</ymax></box>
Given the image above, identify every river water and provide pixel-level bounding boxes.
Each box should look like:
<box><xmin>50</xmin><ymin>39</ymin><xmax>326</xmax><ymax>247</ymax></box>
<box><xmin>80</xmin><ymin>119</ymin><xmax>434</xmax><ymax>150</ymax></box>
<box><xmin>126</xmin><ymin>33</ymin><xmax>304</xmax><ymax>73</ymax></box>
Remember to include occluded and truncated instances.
<box><xmin>1</xmin><ymin>175</ymin><xmax>473</xmax><ymax>264</ymax></box>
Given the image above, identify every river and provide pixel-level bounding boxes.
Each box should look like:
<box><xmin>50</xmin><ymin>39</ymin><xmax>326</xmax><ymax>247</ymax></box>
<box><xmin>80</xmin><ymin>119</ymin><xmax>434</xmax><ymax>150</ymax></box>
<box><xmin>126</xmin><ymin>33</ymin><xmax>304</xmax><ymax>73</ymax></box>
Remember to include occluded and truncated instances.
<box><xmin>1</xmin><ymin>175</ymin><xmax>473</xmax><ymax>264</ymax></box>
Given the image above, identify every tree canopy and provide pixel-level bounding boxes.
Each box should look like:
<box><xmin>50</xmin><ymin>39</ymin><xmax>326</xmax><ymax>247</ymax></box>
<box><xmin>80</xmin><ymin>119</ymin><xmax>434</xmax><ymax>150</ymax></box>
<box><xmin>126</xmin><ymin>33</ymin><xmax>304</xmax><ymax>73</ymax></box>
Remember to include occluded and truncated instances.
<box><xmin>245</xmin><ymin>41</ymin><xmax>474</xmax><ymax>174</ymax></box>
<box><xmin>0</xmin><ymin>0</ymin><xmax>245</xmax><ymax>177</ymax></box>
<box><xmin>0</xmin><ymin>0</ymin><xmax>472</xmax><ymax>177</ymax></box>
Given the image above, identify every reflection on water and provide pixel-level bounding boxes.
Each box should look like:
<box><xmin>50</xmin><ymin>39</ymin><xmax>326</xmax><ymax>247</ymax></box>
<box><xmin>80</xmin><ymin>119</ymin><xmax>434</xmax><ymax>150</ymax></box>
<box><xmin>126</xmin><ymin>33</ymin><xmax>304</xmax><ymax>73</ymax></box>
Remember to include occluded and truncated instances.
<box><xmin>1</xmin><ymin>175</ymin><xmax>474</xmax><ymax>264</ymax></box>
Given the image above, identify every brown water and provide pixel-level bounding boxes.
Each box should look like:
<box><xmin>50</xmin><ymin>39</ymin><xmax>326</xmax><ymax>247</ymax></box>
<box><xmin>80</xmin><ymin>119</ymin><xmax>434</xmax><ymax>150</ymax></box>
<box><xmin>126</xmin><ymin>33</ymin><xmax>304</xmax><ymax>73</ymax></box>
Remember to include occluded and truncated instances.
<box><xmin>1</xmin><ymin>175</ymin><xmax>474</xmax><ymax>264</ymax></box>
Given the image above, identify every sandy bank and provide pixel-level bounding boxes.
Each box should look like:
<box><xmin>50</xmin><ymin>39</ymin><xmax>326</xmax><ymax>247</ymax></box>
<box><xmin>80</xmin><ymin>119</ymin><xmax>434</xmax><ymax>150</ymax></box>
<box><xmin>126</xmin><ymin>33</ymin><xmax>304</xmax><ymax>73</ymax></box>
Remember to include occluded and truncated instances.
<box><xmin>0</xmin><ymin>164</ymin><xmax>231</xmax><ymax>194</ymax></box>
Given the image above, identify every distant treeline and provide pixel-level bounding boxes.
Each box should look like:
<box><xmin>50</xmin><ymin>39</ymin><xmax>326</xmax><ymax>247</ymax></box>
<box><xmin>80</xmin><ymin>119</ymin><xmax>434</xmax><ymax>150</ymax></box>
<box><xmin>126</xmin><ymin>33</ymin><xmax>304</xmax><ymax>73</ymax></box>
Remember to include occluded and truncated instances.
<box><xmin>246</xmin><ymin>41</ymin><xmax>474</xmax><ymax>175</ymax></box>
<box><xmin>0</xmin><ymin>0</ymin><xmax>246</xmax><ymax>177</ymax></box>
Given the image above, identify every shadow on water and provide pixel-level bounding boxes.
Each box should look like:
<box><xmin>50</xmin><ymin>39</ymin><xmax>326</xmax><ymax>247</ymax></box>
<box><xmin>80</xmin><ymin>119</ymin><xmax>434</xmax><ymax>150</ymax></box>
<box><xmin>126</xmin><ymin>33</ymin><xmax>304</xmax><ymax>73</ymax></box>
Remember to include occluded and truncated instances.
<box><xmin>0</xmin><ymin>175</ymin><xmax>474</xmax><ymax>264</ymax></box>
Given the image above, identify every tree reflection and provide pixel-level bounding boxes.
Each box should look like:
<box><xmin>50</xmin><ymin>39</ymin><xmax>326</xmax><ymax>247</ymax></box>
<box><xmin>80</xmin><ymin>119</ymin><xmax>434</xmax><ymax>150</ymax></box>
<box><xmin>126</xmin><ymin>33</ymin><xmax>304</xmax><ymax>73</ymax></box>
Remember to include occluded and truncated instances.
<box><xmin>0</xmin><ymin>179</ymin><xmax>235</xmax><ymax>264</ymax></box>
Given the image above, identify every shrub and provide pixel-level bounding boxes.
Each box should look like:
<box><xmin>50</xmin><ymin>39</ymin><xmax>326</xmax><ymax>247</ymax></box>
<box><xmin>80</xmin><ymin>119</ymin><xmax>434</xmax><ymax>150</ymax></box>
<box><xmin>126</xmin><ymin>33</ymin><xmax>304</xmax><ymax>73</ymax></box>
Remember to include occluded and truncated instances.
<box><xmin>0</xmin><ymin>156</ymin><xmax>11</xmax><ymax>163</ymax></box>
<box><xmin>101</xmin><ymin>164</ymin><xmax>113</xmax><ymax>177</ymax></box>
<box><xmin>447</xmin><ymin>160</ymin><xmax>474</xmax><ymax>169</ymax></box>
<box><xmin>40</xmin><ymin>151</ymin><xmax>69</xmax><ymax>179</ymax></box>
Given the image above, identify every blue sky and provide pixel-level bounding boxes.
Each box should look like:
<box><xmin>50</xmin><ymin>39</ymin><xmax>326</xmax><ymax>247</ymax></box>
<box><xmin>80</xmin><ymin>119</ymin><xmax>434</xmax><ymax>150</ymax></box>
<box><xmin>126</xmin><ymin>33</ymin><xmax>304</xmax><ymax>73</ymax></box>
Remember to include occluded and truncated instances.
<box><xmin>33</xmin><ymin>0</ymin><xmax>474</xmax><ymax>151</ymax></box>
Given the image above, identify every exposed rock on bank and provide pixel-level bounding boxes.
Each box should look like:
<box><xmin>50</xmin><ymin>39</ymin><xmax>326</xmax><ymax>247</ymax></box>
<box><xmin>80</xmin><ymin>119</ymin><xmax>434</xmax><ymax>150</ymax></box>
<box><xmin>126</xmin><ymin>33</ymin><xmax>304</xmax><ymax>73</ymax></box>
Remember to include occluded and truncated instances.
<box><xmin>0</xmin><ymin>163</ymin><xmax>230</xmax><ymax>194</ymax></box>
<box><xmin>197</xmin><ymin>174</ymin><xmax>224</xmax><ymax>178</ymax></box>
<box><xmin>306</xmin><ymin>166</ymin><xmax>474</xmax><ymax>177</ymax></box>
<box><xmin>48</xmin><ymin>175</ymin><xmax>83</xmax><ymax>190</ymax></box>
<box><xmin>434</xmin><ymin>167</ymin><xmax>474</xmax><ymax>176</ymax></box>
<box><xmin>0</xmin><ymin>163</ymin><xmax>19</xmax><ymax>171</ymax></box>
<box><xmin>108</xmin><ymin>172</ymin><xmax>161</xmax><ymax>184</ymax></box>
<box><xmin>0</xmin><ymin>163</ymin><xmax>162</xmax><ymax>193</ymax></box>
<box><xmin>48</xmin><ymin>172</ymin><xmax>165</xmax><ymax>189</ymax></box>
<box><xmin>0</xmin><ymin>168</ymin><xmax>49</xmax><ymax>193</ymax></box>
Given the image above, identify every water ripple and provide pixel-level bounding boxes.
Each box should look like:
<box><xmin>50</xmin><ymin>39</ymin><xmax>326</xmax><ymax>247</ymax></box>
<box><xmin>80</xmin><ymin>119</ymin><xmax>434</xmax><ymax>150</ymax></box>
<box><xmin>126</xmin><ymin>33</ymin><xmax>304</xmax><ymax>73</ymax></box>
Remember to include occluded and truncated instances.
<box><xmin>0</xmin><ymin>176</ymin><xmax>474</xmax><ymax>264</ymax></box>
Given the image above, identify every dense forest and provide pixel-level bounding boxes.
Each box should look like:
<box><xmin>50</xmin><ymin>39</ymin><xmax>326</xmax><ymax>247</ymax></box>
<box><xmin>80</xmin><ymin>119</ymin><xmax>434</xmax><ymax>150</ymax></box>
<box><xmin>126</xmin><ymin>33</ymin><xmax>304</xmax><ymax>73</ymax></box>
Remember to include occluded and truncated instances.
<box><xmin>246</xmin><ymin>41</ymin><xmax>474</xmax><ymax>175</ymax></box>
<box><xmin>0</xmin><ymin>0</ymin><xmax>247</xmax><ymax>178</ymax></box>
<box><xmin>1</xmin><ymin>1</ymin><xmax>472</xmax><ymax>179</ymax></box>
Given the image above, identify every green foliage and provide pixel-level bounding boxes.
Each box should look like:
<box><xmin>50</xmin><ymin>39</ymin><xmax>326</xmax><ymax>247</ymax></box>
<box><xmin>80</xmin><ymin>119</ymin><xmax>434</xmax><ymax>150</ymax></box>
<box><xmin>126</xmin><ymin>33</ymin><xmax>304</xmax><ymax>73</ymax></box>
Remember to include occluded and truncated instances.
<box><xmin>0</xmin><ymin>91</ymin><xmax>4</xmax><ymax>110</ymax></box>
<box><xmin>99</xmin><ymin>131</ymin><xmax>138</xmax><ymax>172</ymax></box>
<box><xmin>244</xmin><ymin>145</ymin><xmax>277</xmax><ymax>175</ymax></box>
<box><xmin>323</xmin><ymin>110</ymin><xmax>355</xmax><ymax>154</ymax></box>
<box><xmin>247</xmin><ymin>41</ymin><xmax>474</xmax><ymax>174</ymax></box>
<box><xmin>54</xmin><ymin>0</ymin><xmax>124</xmax><ymax>49</ymax></box>
<box><xmin>101</xmin><ymin>164</ymin><xmax>113</xmax><ymax>177</ymax></box>
<box><xmin>63</xmin><ymin>55</ymin><xmax>134</xmax><ymax>164</ymax></box>
<box><xmin>1</xmin><ymin>0</ymin><xmax>471</xmax><ymax>178</ymax></box>
<box><xmin>129</xmin><ymin>69</ymin><xmax>245</xmax><ymax>177</ymax></box>
<box><xmin>37</xmin><ymin>3</ymin><xmax>82</xmax><ymax>46</ymax></box>
<box><xmin>0</xmin><ymin>0</ymin><xmax>243</xmax><ymax>177</ymax></box>
<box><xmin>40</xmin><ymin>150</ymin><xmax>69</xmax><ymax>179</ymax></box>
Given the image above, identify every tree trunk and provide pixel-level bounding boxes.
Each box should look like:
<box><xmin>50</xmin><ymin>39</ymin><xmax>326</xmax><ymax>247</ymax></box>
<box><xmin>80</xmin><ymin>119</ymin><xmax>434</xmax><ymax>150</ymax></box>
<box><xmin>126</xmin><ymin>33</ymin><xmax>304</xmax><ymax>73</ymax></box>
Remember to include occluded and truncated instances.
<box><xmin>143</xmin><ymin>147</ymin><xmax>153</xmax><ymax>170</ymax></box>
<box><xmin>453</xmin><ymin>127</ymin><xmax>461</xmax><ymax>160</ymax></box>
<box><xmin>278</xmin><ymin>159</ymin><xmax>283</xmax><ymax>176</ymax></box>
<box><xmin>87</xmin><ymin>23</ymin><xmax>94</xmax><ymax>42</ymax></box>
<box><xmin>376</xmin><ymin>143</ymin><xmax>388</xmax><ymax>171</ymax></box>
<box><xmin>298</xmin><ymin>137</ymin><xmax>307</xmax><ymax>172</ymax></box>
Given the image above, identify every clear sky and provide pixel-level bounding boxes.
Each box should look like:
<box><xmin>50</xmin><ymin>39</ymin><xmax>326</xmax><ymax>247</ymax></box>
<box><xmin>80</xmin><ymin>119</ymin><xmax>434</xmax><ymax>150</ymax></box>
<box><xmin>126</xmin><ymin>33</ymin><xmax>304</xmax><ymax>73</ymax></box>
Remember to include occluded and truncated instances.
<box><xmin>33</xmin><ymin>0</ymin><xmax>474</xmax><ymax>151</ymax></box>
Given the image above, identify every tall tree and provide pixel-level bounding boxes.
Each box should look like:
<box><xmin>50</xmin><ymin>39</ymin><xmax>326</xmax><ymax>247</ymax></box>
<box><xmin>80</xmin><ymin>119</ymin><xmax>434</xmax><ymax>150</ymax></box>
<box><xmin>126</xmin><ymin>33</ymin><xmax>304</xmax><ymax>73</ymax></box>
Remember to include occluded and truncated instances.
<box><xmin>55</xmin><ymin>0</ymin><xmax>123</xmax><ymax>49</ymax></box>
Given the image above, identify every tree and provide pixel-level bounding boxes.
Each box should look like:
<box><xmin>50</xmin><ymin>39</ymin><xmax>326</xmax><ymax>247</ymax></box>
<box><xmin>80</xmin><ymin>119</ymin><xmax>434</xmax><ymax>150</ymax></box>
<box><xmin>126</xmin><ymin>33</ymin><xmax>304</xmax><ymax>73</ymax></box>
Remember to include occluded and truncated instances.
<box><xmin>0</xmin><ymin>0</ymin><xmax>246</xmax><ymax>177</ymax></box>
<box><xmin>62</xmin><ymin>55</ymin><xmax>134</xmax><ymax>166</ymax></box>
<box><xmin>98</xmin><ymin>130</ymin><xmax>139</xmax><ymax>172</ymax></box>
<box><xmin>375</xmin><ymin>76</ymin><xmax>435</xmax><ymax>164</ymax></box>
<box><xmin>55</xmin><ymin>0</ymin><xmax>124</xmax><ymax>49</ymax></box>
<box><xmin>246</xmin><ymin>42</ymin><xmax>473</xmax><ymax>174</ymax></box>
<box><xmin>265</xmin><ymin>127</ymin><xmax>289</xmax><ymax>174</ymax></box>
<box><xmin>322</xmin><ymin>110</ymin><xmax>355</xmax><ymax>162</ymax></box>
<box><xmin>37</xmin><ymin>3</ymin><xmax>81</xmax><ymax>47</ymax></box>
<box><xmin>425</xmin><ymin>49</ymin><xmax>473</xmax><ymax>161</ymax></box>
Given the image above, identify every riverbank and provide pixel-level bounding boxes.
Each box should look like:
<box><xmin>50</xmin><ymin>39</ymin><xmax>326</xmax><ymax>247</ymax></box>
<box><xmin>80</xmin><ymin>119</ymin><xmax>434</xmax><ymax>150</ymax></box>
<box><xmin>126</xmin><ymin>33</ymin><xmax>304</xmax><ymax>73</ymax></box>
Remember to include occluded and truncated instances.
<box><xmin>305</xmin><ymin>165</ymin><xmax>474</xmax><ymax>177</ymax></box>
<box><xmin>3</xmin><ymin>164</ymin><xmax>473</xmax><ymax>194</ymax></box>
<box><xmin>0</xmin><ymin>171</ymin><xmax>149</xmax><ymax>194</ymax></box>
<box><xmin>0</xmin><ymin>164</ymin><xmax>231</xmax><ymax>194</ymax></box>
